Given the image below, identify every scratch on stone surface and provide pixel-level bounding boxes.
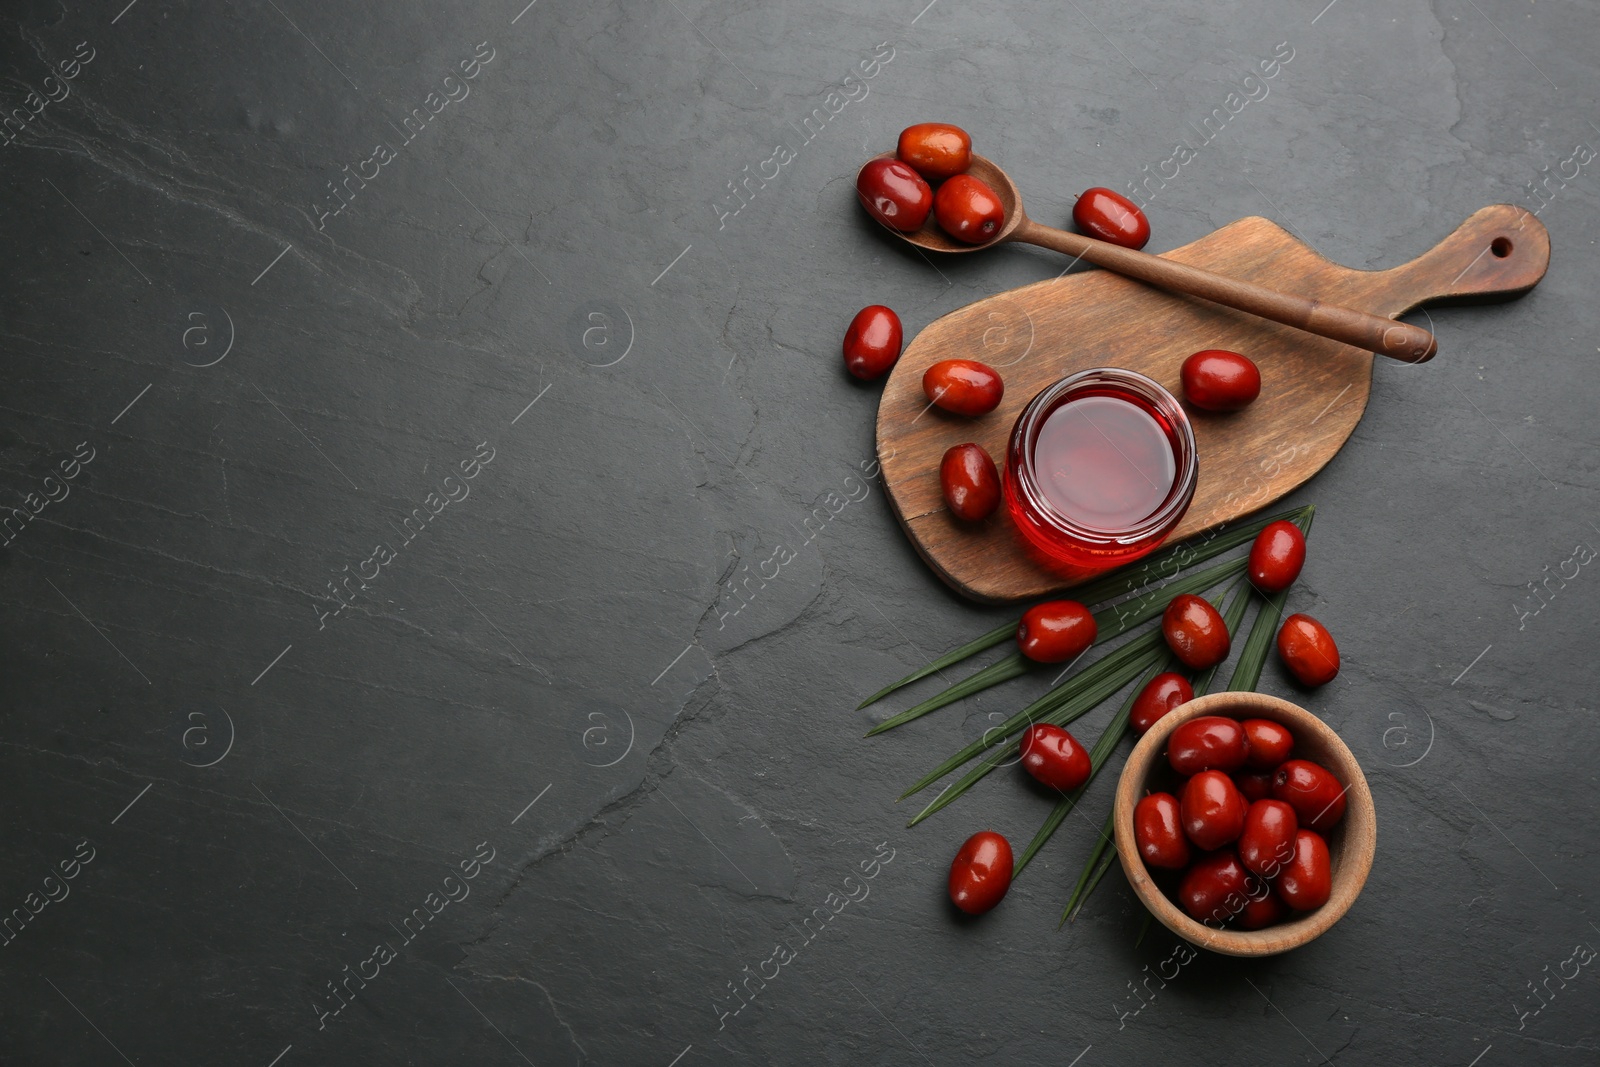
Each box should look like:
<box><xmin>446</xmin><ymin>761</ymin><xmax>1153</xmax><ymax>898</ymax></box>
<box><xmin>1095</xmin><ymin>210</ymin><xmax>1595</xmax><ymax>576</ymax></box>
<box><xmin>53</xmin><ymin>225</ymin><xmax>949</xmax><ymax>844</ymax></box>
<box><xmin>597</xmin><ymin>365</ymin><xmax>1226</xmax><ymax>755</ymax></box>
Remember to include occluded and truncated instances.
<box><xmin>4</xmin><ymin>553</ymin><xmax>550</xmax><ymax>715</ymax></box>
<box><xmin>463</xmin><ymin>675</ymin><xmax>729</xmax><ymax>949</ymax></box>
<box><xmin>0</xmin><ymin>739</ymin><xmax>169</xmax><ymax>786</ymax></box>
<box><xmin>219</xmin><ymin>457</ymin><xmax>233</xmax><ymax>525</ymax></box>
<box><xmin>1328</xmin><ymin>1029</ymin><xmax>1358</xmax><ymax>1059</ymax></box>
<box><xmin>691</xmin><ymin>536</ymin><xmax>831</xmax><ymax>657</ymax></box>
<box><xmin>450</xmin><ymin>970</ymin><xmax>591</xmax><ymax>1059</ymax></box>
<box><xmin>533</xmin><ymin>979</ymin><xmax>590</xmax><ymax>1059</ymax></box>
<box><xmin>0</xmin><ymin>739</ymin><xmax>469</xmax><ymax>863</ymax></box>
<box><xmin>16</xmin><ymin>499</ymin><xmax>684</xmax><ymax>671</ymax></box>
<box><xmin>1284</xmin><ymin>972</ymin><xmax>1506</xmax><ymax>1033</ymax></box>
<box><xmin>10</xmin><ymin>513</ymin><xmax>328</xmax><ymax>601</ymax></box>
<box><xmin>465</xmin><ymin>781</ymin><xmax>667</xmax><ymax>947</ymax></box>
<box><xmin>11</xmin><ymin>61</ymin><xmax>426</xmax><ymax>319</ymax></box>
<box><xmin>526</xmin><ymin>588</ymin><xmax>698</xmax><ymax>607</ymax></box>
<box><xmin>0</xmin><ymin>325</ymin><xmax>134</xmax><ymax>363</ymax></box>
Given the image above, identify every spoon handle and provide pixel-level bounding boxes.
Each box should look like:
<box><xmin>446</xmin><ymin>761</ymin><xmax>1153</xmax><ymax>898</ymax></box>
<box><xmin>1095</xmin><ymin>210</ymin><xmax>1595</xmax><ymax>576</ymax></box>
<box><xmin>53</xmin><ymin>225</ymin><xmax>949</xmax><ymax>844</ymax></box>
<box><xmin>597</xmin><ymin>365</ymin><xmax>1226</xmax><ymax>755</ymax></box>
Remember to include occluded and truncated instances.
<box><xmin>1013</xmin><ymin>219</ymin><xmax>1437</xmax><ymax>363</ymax></box>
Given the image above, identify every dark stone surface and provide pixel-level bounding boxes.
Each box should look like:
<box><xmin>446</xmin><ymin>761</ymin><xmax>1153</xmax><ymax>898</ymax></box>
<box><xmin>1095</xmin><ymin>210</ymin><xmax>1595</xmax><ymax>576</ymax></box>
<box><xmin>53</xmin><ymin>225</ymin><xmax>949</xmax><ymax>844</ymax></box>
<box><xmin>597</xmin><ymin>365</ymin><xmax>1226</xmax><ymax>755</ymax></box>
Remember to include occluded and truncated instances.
<box><xmin>1</xmin><ymin>0</ymin><xmax>1596</xmax><ymax>1063</ymax></box>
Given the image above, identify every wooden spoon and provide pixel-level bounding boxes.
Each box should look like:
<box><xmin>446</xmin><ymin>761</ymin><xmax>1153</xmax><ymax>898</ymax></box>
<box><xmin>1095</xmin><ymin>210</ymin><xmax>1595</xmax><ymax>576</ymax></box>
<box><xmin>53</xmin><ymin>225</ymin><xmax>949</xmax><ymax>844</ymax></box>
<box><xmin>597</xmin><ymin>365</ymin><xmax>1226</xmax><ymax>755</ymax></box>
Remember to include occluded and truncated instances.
<box><xmin>868</xmin><ymin>153</ymin><xmax>1438</xmax><ymax>364</ymax></box>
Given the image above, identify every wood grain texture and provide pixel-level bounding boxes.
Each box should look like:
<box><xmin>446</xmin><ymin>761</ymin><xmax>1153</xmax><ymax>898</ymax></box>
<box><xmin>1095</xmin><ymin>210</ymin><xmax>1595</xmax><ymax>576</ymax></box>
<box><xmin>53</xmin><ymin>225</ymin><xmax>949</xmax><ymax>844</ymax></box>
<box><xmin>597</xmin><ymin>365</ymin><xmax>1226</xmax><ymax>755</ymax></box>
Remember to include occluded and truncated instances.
<box><xmin>876</xmin><ymin>204</ymin><xmax>1550</xmax><ymax>603</ymax></box>
<box><xmin>1112</xmin><ymin>692</ymin><xmax>1377</xmax><ymax>957</ymax></box>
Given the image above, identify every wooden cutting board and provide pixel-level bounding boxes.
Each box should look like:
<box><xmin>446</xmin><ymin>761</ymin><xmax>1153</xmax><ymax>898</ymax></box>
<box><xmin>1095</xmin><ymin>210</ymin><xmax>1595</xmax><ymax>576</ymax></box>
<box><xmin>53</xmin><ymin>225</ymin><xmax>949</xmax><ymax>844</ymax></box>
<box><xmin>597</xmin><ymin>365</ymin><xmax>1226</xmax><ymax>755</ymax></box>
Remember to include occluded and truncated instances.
<box><xmin>876</xmin><ymin>204</ymin><xmax>1550</xmax><ymax>603</ymax></box>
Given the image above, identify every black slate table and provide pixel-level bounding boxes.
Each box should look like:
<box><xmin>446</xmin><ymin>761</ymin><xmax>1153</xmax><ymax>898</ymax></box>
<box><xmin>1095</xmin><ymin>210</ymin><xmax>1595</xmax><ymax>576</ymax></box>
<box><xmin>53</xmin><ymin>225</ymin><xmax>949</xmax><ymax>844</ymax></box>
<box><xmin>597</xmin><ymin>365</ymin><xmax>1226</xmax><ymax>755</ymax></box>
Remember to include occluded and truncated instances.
<box><xmin>3</xmin><ymin>1</ymin><xmax>1597</xmax><ymax>1063</ymax></box>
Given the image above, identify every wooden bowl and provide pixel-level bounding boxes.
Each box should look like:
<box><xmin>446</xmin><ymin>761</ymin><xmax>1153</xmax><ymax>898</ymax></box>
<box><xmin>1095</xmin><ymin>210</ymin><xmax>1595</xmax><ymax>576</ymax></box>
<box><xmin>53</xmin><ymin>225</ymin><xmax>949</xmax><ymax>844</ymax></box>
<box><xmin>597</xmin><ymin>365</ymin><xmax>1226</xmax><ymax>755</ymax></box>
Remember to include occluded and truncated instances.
<box><xmin>1112</xmin><ymin>691</ymin><xmax>1376</xmax><ymax>956</ymax></box>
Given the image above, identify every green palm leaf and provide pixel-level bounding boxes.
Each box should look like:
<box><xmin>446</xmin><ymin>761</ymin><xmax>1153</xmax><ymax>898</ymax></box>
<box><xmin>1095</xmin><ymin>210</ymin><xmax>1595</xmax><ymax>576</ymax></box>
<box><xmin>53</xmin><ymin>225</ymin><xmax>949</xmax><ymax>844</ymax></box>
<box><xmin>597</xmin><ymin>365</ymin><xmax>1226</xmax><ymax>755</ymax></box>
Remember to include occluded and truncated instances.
<box><xmin>897</xmin><ymin>626</ymin><xmax>1168</xmax><ymax>802</ymax></box>
<box><xmin>866</xmin><ymin>554</ymin><xmax>1247</xmax><ymax>737</ymax></box>
<box><xmin>1015</xmin><ymin>578</ymin><xmax>1251</xmax><ymax>894</ymax></box>
<box><xmin>1060</xmin><ymin>810</ymin><xmax>1117</xmax><ymax>926</ymax></box>
<box><xmin>904</xmin><ymin>641</ymin><xmax>1168</xmax><ymax>826</ymax></box>
<box><xmin>856</xmin><ymin>621</ymin><xmax>1015</xmax><ymax>710</ymax></box>
<box><xmin>1054</xmin><ymin>533</ymin><xmax>1313</xmax><ymax>922</ymax></box>
<box><xmin>856</xmin><ymin>504</ymin><xmax>1312</xmax><ymax>710</ymax></box>
<box><xmin>1013</xmin><ymin>656</ymin><xmax>1172</xmax><ymax>876</ymax></box>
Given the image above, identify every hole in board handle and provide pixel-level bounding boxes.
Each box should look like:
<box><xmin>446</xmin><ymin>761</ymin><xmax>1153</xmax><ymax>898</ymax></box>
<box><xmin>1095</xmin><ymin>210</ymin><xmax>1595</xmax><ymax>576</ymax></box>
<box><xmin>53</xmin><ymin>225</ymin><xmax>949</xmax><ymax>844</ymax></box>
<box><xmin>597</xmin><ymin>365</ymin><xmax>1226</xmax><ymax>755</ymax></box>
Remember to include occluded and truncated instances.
<box><xmin>1490</xmin><ymin>237</ymin><xmax>1513</xmax><ymax>258</ymax></box>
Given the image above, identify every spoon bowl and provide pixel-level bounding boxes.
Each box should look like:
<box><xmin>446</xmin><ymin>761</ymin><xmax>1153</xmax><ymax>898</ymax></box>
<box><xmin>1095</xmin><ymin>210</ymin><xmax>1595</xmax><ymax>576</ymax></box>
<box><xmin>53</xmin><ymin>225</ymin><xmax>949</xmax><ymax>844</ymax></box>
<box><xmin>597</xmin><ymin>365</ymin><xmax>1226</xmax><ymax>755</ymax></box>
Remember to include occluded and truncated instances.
<box><xmin>864</xmin><ymin>152</ymin><xmax>1028</xmax><ymax>252</ymax></box>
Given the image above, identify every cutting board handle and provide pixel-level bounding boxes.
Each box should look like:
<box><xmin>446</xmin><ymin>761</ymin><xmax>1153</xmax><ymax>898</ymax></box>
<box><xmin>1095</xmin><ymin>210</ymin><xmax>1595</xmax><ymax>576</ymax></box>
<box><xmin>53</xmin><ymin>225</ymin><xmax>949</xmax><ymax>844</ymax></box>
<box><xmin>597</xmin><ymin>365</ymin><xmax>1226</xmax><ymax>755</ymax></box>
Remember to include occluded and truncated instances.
<box><xmin>1387</xmin><ymin>204</ymin><xmax>1550</xmax><ymax>312</ymax></box>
